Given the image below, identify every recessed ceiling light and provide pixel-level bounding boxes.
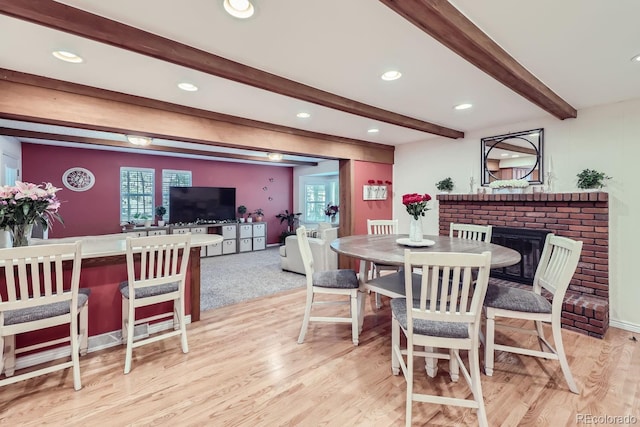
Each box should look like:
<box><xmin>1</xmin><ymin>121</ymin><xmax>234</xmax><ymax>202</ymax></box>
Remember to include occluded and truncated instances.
<box><xmin>178</xmin><ymin>82</ymin><xmax>198</xmax><ymax>92</ymax></box>
<box><xmin>267</xmin><ymin>152</ymin><xmax>283</xmax><ymax>161</ymax></box>
<box><xmin>631</xmin><ymin>54</ymin><xmax>640</xmax><ymax>63</ymax></box>
<box><xmin>381</xmin><ymin>70</ymin><xmax>402</xmax><ymax>81</ymax></box>
<box><xmin>126</xmin><ymin>135</ymin><xmax>153</xmax><ymax>146</ymax></box>
<box><xmin>296</xmin><ymin>112</ymin><xmax>311</xmax><ymax>118</ymax></box>
<box><xmin>52</xmin><ymin>50</ymin><xmax>83</xmax><ymax>63</ymax></box>
<box><xmin>511</xmin><ymin>154</ymin><xmax>520</xmax><ymax>158</ymax></box>
<box><xmin>367</xmin><ymin>128</ymin><xmax>380</xmax><ymax>134</ymax></box>
<box><xmin>454</xmin><ymin>103</ymin><xmax>473</xmax><ymax>110</ymax></box>
<box><xmin>501</xmin><ymin>153</ymin><xmax>509</xmax><ymax>157</ymax></box>
<box><xmin>223</xmin><ymin>0</ymin><xmax>255</xmax><ymax>19</ymax></box>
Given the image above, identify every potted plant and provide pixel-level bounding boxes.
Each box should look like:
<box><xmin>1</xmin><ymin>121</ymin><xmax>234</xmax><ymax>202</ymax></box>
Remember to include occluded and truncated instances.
<box><xmin>237</xmin><ymin>205</ymin><xmax>247</xmax><ymax>222</ymax></box>
<box><xmin>155</xmin><ymin>205</ymin><xmax>167</xmax><ymax>226</ymax></box>
<box><xmin>253</xmin><ymin>208</ymin><xmax>264</xmax><ymax>222</ymax></box>
<box><xmin>436</xmin><ymin>177</ymin><xmax>454</xmax><ymax>193</ymax></box>
<box><xmin>576</xmin><ymin>168</ymin><xmax>611</xmax><ymax>190</ymax></box>
<box><xmin>133</xmin><ymin>212</ymin><xmax>152</xmax><ymax>227</ymax></box>
<box><xmin>276</xmin><ymin>209</ymin><xmax>302</xmax><ymax>232</ymax></box>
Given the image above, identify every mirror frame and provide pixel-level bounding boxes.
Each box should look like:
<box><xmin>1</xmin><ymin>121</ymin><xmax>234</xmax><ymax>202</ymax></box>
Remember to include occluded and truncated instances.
<box><xmin>481</xmin><ymin>128</ymin><xmax>544</xmax><ymax>186</ymax></box>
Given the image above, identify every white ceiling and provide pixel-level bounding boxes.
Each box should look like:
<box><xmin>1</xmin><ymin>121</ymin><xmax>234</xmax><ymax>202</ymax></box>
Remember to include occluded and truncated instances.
<box><xmin>1</xmin><ymin>0</ymin><xmax>639</xmax><ymax>163</ymax></box>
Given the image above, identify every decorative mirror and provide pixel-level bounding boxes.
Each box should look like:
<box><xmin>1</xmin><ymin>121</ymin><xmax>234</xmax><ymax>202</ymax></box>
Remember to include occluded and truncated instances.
<box><xmin>481</xmin><ymin>128</ymin><xmax>544</xmax><ymax>186</ymax></box>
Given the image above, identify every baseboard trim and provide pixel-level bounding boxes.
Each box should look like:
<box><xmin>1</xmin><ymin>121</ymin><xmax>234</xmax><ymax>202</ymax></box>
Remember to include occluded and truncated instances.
<box><xmin>609</xmin><ymin>319</ymin><xmax>640</xmax><ymax>334</ymax></box>
<box><xmin>14</xmin><ymin>316</ymin><xmax>191</xmax><ymax>371</ymax></box>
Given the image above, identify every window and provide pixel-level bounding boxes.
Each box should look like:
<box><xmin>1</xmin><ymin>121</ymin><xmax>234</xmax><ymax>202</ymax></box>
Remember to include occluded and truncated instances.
<box><xmin>120</xmin><ymin>167</ymin><xmax>155</xmax><ymax>222</ymax></box>
<box><xmin>162</xmin><ymin>170</ymin><xmax>192</xmax><ymax>221</ymax></box>
<box><xmin>302</xmin><ymin>176</ymin><xmax>339</xmax><ymax>223</ymax></box>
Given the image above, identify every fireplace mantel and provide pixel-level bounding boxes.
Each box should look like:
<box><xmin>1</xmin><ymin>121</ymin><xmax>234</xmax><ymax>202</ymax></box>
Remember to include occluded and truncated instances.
<box><xmin>438</xmin><ymin>191</ymin><xmax>609</xmax><ymax>338</ymax></box>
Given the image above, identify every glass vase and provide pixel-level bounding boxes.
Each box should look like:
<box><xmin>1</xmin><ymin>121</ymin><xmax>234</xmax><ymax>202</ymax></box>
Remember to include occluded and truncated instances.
<box><xmin>409</xmin><ymin>217</ymin><xmax>423</xmax><ymax>242</ymax></box>
<box><xmin>10</xmin><ymin>223</ymin><xmax>34</xmax><ymax>247</ymax></box>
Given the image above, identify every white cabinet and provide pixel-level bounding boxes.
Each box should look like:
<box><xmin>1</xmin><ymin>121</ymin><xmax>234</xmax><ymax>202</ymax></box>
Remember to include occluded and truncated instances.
<box><xmin>221</xmin><ymin>225</ymin><xmax>236</xmax><ymax>239</ymax></box>
<box><xmin>190</xmin><ymin>227</ymin><xmax>207</xmax><ymax>234</ymax></box>
<box><xmin>206</xmin><ymin>242</ymin><xmax>223</xmax><ymax>256</ymax></box>
<box><xmin>239</xmin><ymin>224</ymin><xmax>253</xmax><ymax>239</ymax></box>
<box><xmin>125</xmin><ymin>230</ymin><xmax>147</xmax><ymax>237</ymax></box>
<box><xmin>253</xmin><ymin>236</ymin><xmax>266</xmax><ymax>251</ymax></box>
<box><xmin>253</xmin><ymin>223</ymin><xmax>266</xmax><ymax>237</ymax></box>
<box><xmin>222</xmin><ymin>239</ymin><xmax>237</xmax><ymax>254</ymax></box>
<box><xmin>148</xmin><ymin>229</ymin><xmax>167</xmax><ymax>236</ymax></box>
<box><xmin>239</xmin><ymin>238</ymin><xmax>252</xmax><ymax>252</ymax></box>
<box><xmin>172</xmin><ymin>227</ymin><xmax>190</xmax><ymax>235</ymax></box>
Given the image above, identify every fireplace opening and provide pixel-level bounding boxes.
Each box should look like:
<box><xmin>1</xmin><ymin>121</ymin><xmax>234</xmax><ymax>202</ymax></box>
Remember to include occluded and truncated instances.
<box><xmin>490</xmin><ymin>227</ymin><xmax>551</xmax><ymax>284</ymax></box>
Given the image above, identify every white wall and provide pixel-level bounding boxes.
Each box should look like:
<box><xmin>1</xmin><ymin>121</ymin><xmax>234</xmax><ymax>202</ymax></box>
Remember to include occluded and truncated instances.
<box><xmin>394</xmin><ymin>98</ymin><xmax>640</xmax><ymax>332</ymax></box>
<box><xmin>0</xmin><ymin>134</ymin><xmax>22</xmax><ymax>185</ymax></box>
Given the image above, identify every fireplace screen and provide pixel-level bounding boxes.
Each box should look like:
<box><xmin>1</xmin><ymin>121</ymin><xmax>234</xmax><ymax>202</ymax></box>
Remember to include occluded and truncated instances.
<box><xmin>490</xmin><ymin>227</ymin><xmax>551</xmax><ymax>284</ymax></box>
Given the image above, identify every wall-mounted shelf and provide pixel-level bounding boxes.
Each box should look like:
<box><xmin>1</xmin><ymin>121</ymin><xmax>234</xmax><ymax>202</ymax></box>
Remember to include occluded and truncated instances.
<box><xmin>363</xmin><ymin>185</ymin><xmax>387</xmax><ymax>200</ymax></box>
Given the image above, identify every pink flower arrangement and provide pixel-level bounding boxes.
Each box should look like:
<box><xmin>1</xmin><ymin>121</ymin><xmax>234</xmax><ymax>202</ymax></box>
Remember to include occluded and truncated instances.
<box><xmin>324</xmin><ymin>203</ymin><xmax>339</xmax><ymax>218</ymax></box>
<box><xmin>0</xmin><ymin>181</ymin><xmax>63</xmax><ymax>231</ymax></box>
<box><xmin>402</xmin><ymin>193</ymin><xmax>432</xmax><ymax>220</ymax></box>
<box><xmin>367</xmin><ymin>179</ymin><xmax>375</xmax><ymax>184</ymax></box>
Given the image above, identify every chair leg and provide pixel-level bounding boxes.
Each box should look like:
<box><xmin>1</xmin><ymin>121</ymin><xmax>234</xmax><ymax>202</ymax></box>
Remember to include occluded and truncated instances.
<box><xmin>177</xmin><ymin>297</ymin><xmax>189</xmax><ymax>354</ymax></box>
<box><xmin>405</xmin><ymin>338</ymin><xmax>414</xmax><ymax>427</ymax></box>
<box><xmin>449</xmin><ymin>349</ymin><xmax>459</xmax><ymax>382</ymax></box>
<box><xmin>79</xmin><ymin>303</ymin><xmax>89</xmax><ymax>356</ymax></box>
<box><xmin>124</xmin><ymin>299</ymin><xmax>135</xmax><ymax>374</ymax></box>
<box><xmin>484</xmin><ymin>311</ymin><xmax>495</xmax><ymax>376</ymax></box>
<box><xmin>121</xmin><ymin>297</ymin><xmax>129</xmax><ymax>345</ymax></box>
<box><xmin>350</xmin><ymin>290</ymin><xmax>359</xmax><ymax>346</ymax></box>
<box><xmin>425</xmin><ymin>346</ymin><xmax>438</xmax><ymax>378</ymax></box>
<box><xmin>3</xmin><ymin>335</ymin><xmax>15</xmax><ymax>377</ymax></box>
<box><xmin>391</xmin><ymin>317</ymin><xmax>400</xmax><ymax>375</ymax></box>
<box><xmin>297</xmin><ymin>289</ymin><xmax>313</xmax><ymax>344</ymax></box>
<box><xmin>70</xmin><ymin>314</ymin><xmax>82</xmax><ymax>390</ymax></box>
<box><xmin>357</xmin><ymin>289</ymin><xmax>366</xmax><ymax>334</ymax></box>
<box><xmin>552</xmin><ymin>319</ymin><xmax>579</xmax><ymax>394</ymax></box>
<box><xmin>534</xmin><ymin>320</ymin><xmax>546</xmax><ymax>352</ymax></box>
<box><xmin>469</xmin><ymin>343</ymin><xmax>489</xmax><ymax>427</ymax></box>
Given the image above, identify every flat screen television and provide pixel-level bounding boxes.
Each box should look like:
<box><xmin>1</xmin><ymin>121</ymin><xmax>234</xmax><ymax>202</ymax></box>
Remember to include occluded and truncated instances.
<box><xmin>169</xmin><ymin>187</ymin><xmax>236</xmax><ymax>223</ymax></box>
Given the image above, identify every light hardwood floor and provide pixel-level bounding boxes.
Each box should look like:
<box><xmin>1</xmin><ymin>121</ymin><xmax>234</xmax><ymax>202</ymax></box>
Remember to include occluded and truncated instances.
<box><xmin>1</xmin><ymin>288</ymin><xmax>638</xmax><ymax>426</ymax></box>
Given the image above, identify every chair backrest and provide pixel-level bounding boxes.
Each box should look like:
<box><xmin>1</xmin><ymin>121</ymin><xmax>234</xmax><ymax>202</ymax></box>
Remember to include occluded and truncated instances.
<box><xmin>403</xmin><ymin>249</ymin><xmax>492</xmax><ymax>331</ymax></box>
<box><xmin>125</xmin><ymin>234</ymin><xmax>191</xmax><ymax>298</ymax></box>
<box><xmin>0</xmin><ymin>241</ymin><xmax>82</xmax><ymax>319</ymax></box>
<box><xmin>367</xmin><ymin>219</ymin><xmax>398</xmax><ymax>235</ymax></box>
<box><xmin>296</xmin><ymin>226</ymin><xmax>315</xmax><ymax>286</ymax></box>
<box><xmin>450</xmin><ymin>223</ymin><xmax>493</xmax><ymax>243</ymax></box>
<box><xmin>533</xmin><ymin>234</ymin><xmax>583</xmax><ymax>308</ymax></box>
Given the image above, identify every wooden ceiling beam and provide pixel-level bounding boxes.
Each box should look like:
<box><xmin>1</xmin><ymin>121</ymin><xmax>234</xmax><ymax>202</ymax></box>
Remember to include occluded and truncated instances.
<box><xmin>380</xmin><ymin>0</ymin><xmax>577</xmax><ymax>120</ymax></box>
<box><xmin>0</xmin><ymin>0</ymin><xmax>464</xmax><ymax>139</ymax></box>
<box><xmin>0</xmin><ymin>127</ymin><xmax>319</xmax><ymax>166</ymax></box>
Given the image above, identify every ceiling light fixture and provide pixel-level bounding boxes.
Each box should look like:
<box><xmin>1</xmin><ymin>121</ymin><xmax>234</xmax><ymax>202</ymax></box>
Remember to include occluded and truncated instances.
<box><xmin>267</xmin><ymin>152</ymin><xmax>283</xmax><ymax>161</ymax></box>
<box><xmin>223</xmin><ymin>0</ymin><xmax>255</xmax><ymax>19</ymax></box>
<box><xmin>381</xmin><ymin>70</ymin><xmax>402</xmax><ymax>81</ymax></box>
<box><xmin>454</xmin><ymin>103</ymin><xmax>473</xmax><ymax>110</ymax></box>
<box><xmin>126</xmin><ymin>135</ymin><xmax>153</xmax><ymax>146</ymax></box>
<box><xmin>367</xmin><ymin>128</ymin><xmax>380</xmax><ymax>134</ymax></box>
<box><xmin>632</xmin><ymin>54</ymin><xmax>640</xmax><ymax>63</ymax></box>
<box><xmin>52</xmin><ymin>50</ymin><xmax>83</xmax><ymax>63</ymax></box>
<box><xmin>178</xmin><ymin>82</ymin><xmax>198</xmax><ymax>92</ymax></box>
<box><xmin>296</xmin><ymin>112</ymin><xmax>311</xmax><ymax>118</ymax></box>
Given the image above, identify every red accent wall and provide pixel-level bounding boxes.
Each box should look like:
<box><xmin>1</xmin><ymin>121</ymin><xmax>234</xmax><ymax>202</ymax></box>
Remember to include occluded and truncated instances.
<box><xmin>353</xmin><ymin>161</ymin><xmax>393</xmax><ymax>234</ymax></box>
<box><xmin>22</xmin><ymin>143</ymin><xmax>293</xmax><ymax>244</ymax></box>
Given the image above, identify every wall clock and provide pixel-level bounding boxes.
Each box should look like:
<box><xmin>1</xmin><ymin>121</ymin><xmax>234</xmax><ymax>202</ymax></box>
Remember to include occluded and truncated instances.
<box><xmin>62</xmin><ymin>167</ymin><xmax>95</xmax><ymax>192</ymax></box>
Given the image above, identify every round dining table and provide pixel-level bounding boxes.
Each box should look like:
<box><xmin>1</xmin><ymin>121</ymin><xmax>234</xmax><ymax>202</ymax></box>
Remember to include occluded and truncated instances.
<box><xmin>330</xmin><ymin>234</ymin><xmax>521</xmax><ymax>269</ymax></box>
<box><xmin>330</xmin><ymin>233</ymin><xmax>521</xmax><ymax>300</ymax></box>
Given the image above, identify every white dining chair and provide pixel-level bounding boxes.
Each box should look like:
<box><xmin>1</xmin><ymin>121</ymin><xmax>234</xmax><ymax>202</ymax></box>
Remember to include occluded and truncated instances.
<box><xmin>120</xmin><ymin>233</ymin><xmax>191</xmax><ymax>374</ymax></box>
<box><xmin>450</xmin><ymin>223</ymin><xmax>493</xmax><ymax>242</ymax></box>
<box><xmin>391</xmin><ymin>249</ymin><xmax>492</xmax><ymax>427</ymax></box>
<box><xmin>0</xmin><ymin>241</ymin><xmax>89</xmax><ymax>390</ymax></box>
<box><xmin>367</xmin><ymin>219</ymin><xmax>400</xmax><ymax>308</ymax></box>
<box><xmin>484</xmin><ymin>233</ymin><xmax>583</xmax><ymax>393</ymax></box>
<box><xmin>296</xmin><ymin>226</ymin><xmax>364</xmax><ymax>346</ymax></box>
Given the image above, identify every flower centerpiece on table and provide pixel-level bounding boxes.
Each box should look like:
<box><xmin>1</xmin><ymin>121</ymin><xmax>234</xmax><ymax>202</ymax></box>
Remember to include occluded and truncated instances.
<box><xmin>402</xmin><ymin>193</ymin><xmax>432</xmax><ymax>242</ymax></box>
<box><xmin>324</xmin><ymin>203</ymin><xmax>339</xmax><ymax>222</ymax></box>
<box><xmin>0</xmin><ymin>181</ymin><xmax>63</xmax><ymax>247</ymax></box>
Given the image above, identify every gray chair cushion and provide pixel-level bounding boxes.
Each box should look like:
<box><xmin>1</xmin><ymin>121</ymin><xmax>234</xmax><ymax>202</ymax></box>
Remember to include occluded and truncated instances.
<box><xmin>119</xmin><ymin>281</ymin><xmax>179</xmax><ymax>299</ymax></box>
<box><xmin>312</xmin><ymin>269</ymin><xmax>358</xmax><ymax>289</ymax></box>
<box><xmin>484</xmin><ymin>283</ymin><xmax>552</xmax><ymax>313</ymax></box>
<box><xmin>390</xmin><ymin>298</ymin><xmax>469</xmax><ymax>339</ymax></box>
<box><xmin>4</xmin><ymin>288</ymin><xmax>91</xmax><ymax>326</ymax></box>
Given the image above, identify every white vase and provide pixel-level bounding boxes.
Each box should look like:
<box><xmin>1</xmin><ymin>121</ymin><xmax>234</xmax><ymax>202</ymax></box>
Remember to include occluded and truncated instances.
<box><xmin>409</xmin><ymin>217</ymin><xmax>423</xmax><ymax>242</ymax></box>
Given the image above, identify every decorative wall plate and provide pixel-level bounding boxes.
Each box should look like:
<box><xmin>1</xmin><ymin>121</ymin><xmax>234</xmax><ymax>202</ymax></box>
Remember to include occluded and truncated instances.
<box><xmin>62</xmin><ymin>167</ymin><xmax>95</xmax><ymax>192</ymax></box>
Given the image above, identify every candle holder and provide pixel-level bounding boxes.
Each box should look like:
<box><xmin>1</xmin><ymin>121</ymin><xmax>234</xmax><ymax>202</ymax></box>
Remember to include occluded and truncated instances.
<box><xmin>469</xmin><ymin>176</ymin><xmax>476</xmax><ymax>194</ymax></box>
<box><xmin>545</xmin><ymin>171</ymin><xmax>553</xmax><ymax>193</ymax></box>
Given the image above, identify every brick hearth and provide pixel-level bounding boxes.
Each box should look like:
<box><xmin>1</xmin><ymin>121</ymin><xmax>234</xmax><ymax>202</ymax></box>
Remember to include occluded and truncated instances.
<box><xmin>438</xmin><ymin>191</ymin><xmax>609</xmax><ymax>338</ymax></box>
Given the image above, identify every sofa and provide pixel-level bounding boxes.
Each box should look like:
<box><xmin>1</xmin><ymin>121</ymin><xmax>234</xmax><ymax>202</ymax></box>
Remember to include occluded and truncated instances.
<box><xmin>279</xmin><ymin>223</ymin><xmax>338</xmax><ymax>275</ymax></box>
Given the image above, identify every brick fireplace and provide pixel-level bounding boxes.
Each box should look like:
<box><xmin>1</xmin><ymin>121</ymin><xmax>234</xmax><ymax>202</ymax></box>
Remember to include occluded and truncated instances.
<box><xmin>438</xmin><ymin>192</ymin><xmax>609</xmax><ymax>338</ymax></box>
